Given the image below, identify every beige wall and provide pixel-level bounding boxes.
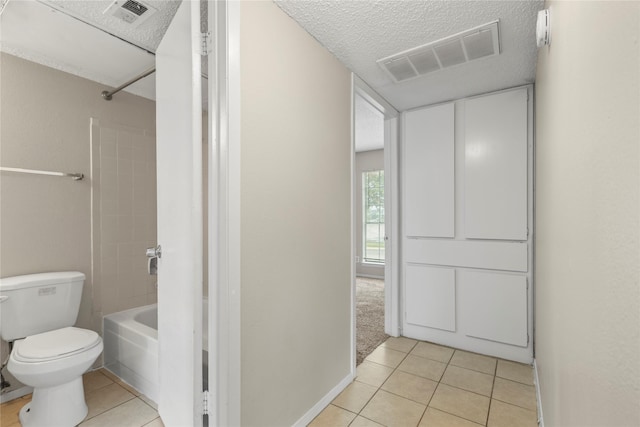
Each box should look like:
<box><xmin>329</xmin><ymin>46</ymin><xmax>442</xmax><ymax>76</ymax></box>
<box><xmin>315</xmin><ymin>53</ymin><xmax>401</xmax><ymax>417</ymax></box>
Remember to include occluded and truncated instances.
<box><xmin>0</xmin><ymin>53</ymin><xmax>156</xmax><ymax>393</ymax></box>
<box><xmin>240</xmin><ymin>1</ymin><xmax>352</xmax><ymax>425</ymax></box>
<box><xmin>535</xmin><ymin>2</ymin><xmax>640</xmax><ymax>425</ymax></box>
<box><xmin>356</xmin><ymin>149</ymin><xmax>385</xmax><ymax>278</ymax></box>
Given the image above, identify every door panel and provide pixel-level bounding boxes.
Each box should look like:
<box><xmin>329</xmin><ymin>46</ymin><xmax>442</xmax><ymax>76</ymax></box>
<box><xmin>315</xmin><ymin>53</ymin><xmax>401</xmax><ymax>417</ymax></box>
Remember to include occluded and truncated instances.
<box><xmin>459</xmin><ymin>271</ymin><xmax>528</xmax><ymax>347</ymax></box>
<box><xmin>404</xmin><ymin>103</ymin><xmax>455</xmax><ymax>238</ymax></box>
<box><xmin>405</xmin><ymin>265</ymin><xmax>456</xmax><ymax>332</ymax></box>
<box><xmin>404</xmin><ymin>239</ymin><xmax>528</xmax><ymax>272</ymax></box>
<box><xmin>156</xmin><ymin>1</ymin><xmax>203</xmax><ymax>425</ymax></box>
<box><xmin>464</xmin><ymin>89</ymin><xmax>528</xmax><ymax>240</ymax></box>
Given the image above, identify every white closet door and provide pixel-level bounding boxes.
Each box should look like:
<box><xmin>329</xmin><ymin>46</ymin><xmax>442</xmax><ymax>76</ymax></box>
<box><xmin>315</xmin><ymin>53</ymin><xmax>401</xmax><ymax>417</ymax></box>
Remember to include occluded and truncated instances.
<box><xmin>464</xmin><ymin>89</ymin><xmax>528</xmax><ymax>240</ymax></box>
<box><xmin>401</xmin><ymin>87</ymin><xmax>533</xmax><ymax>363</ymax></box>
<box><xmin>156</xmin><ymin>1</ymin><xmax>203</xmax><ymax>425</ymax></box>
<box><xmin>404</xmin><ymin>103</ymin><xmax>455</xmax><ymax>238</ymax></box>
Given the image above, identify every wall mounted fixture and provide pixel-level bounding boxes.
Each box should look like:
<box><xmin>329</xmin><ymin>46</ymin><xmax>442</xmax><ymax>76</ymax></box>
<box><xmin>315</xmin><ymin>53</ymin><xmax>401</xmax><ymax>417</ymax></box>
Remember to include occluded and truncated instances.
<box><xmin>536</xmin><ymin>9</ymin><xmax>551</xmax><ymax>47</ymax></box>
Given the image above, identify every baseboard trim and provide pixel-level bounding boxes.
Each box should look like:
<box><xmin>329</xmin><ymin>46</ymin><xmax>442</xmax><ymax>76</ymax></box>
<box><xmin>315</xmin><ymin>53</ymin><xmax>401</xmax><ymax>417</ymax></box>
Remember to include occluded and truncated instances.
<box><xmin>292</xmin><ymin>372</ymin><xmax>354</xmax><ymax>427</ymax></box>
<box><xmin>356</xmin><ymin>274</ymin><xmax>384</xmax><ymax>280</ymax></box>
<box><xmin>533</xmin><ymin>359</ymin><xmax>544</xmax><ymax>427</ymax></box>
<box><xmin>1</xmin><ymin>386</ymin><xmax>33</xmax><ymax>403</ymax></box>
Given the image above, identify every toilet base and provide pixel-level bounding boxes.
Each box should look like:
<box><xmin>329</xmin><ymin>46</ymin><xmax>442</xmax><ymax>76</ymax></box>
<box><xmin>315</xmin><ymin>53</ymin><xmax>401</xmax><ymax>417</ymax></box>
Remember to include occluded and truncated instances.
<box><xmin>19</xmin><ymin>377</ymin><xmax>88</xmax><ymax>427</ymax></box>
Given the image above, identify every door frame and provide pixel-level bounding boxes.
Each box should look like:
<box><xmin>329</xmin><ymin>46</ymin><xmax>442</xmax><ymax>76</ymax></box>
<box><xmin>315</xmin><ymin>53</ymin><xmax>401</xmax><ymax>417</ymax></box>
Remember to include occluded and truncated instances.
<box><xmin>155</xmin><ymin>0</ymin><xmax>203</xmax><ymax>424</ymax></box>
<box><xmin>352</xmin><ymin>77</ymin><xmax>400</xmax><ymax>371</ymax></box>
<box><xmin>207</xmin><ymin>0</ymin><xmax>241</xmax><ymax>425</ymax></box>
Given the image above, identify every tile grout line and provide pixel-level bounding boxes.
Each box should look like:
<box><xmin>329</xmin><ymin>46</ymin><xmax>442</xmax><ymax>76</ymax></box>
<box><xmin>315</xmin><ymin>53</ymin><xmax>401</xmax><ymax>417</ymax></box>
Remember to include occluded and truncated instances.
<box><xmin>83</xmin><ymin>395</ymin><xmax>138</xmax><ymax>422</ymax></box>
<box><xmin>350</xmin><ymin>342</ymin><xmax>417</xmax><ymax>426</ymax></box>
<box><xmin>337</xmin><ymin>340</ymin><xmax>536</xmax><ymax>427</ymax></box>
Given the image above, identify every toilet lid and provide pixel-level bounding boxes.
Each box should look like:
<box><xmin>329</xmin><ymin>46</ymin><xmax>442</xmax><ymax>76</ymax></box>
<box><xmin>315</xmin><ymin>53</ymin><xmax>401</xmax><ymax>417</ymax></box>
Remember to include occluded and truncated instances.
<box><xmin>14</xmin><ymin>327</ymin><xmax>101</xmax><ymax>362</ymax></box>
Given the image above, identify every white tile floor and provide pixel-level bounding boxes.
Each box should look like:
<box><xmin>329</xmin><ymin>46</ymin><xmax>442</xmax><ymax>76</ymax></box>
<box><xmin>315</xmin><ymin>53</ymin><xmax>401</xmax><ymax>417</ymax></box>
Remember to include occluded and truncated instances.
<box><xmin>2</xmin><ymin>338</ymin><xmax>537</xmax><ymax>427</ymax></box>
<box><xmin>1</xmin><ymin>369</ymin><xmax>163</xmax><ymax>427</ymax></box>
<box><xmin>309</xmin><ymin>337</ymin><xmax>538</xmax><ymax>427</ymax></box>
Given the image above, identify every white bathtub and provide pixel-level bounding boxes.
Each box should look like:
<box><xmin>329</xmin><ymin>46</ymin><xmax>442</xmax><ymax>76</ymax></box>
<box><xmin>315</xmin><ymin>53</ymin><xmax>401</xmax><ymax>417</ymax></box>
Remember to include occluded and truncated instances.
<box><xmin>103</xmin><ymin>301</ymin><xmax>208</xmax><ymax>403</ymax></box>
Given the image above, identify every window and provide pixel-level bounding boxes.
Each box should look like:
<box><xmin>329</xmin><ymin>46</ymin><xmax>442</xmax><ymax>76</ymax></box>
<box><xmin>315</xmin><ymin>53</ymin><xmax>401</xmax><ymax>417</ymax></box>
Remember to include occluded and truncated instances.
<box><xmin>363</xmin><ymin>170</ymin><xmax>385</xmax><ymax>263</ymax></box>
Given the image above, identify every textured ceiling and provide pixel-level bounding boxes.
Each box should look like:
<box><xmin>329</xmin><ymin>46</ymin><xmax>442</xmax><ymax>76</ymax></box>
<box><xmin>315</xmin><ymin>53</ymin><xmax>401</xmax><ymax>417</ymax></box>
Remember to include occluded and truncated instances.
<box><xmin>275</xmin><ymin>0</ymin><xmax>544</xmax><ymax>110</ymax></box>
<box><xmin>1</xmin><ymin>0</ymin><xmax>156</xmax><ymax>99</ymax></box>
<box><xmin>2</xmin><ymin>0</ymin><xmax>543</xmax><ymax>110</ymax></box>
<box><xmin>39</xmin><ymin>0</ymin><xmax>181</xmax><ymax>53</ymax></box>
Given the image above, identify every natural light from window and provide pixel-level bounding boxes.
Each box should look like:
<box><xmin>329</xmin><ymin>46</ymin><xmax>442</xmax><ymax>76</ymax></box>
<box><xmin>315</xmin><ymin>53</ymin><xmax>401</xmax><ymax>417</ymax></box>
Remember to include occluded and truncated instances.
<box><xmin>363</xmin><ymin>170</ymin><xmax>385</xmax><ymax>264</ymax></box>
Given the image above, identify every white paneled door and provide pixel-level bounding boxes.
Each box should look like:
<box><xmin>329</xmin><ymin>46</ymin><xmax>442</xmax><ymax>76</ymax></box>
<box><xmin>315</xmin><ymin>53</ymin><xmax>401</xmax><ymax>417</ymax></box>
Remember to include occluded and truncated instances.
<box><xmin>402</xmin><ymin>87</ymin><xmax>533</xmax><ymax>363</ymax></box>
<box><xmin>155</xmin><ymin>0</ymin><xmax>204</xmax><ymax>425</ymax></box>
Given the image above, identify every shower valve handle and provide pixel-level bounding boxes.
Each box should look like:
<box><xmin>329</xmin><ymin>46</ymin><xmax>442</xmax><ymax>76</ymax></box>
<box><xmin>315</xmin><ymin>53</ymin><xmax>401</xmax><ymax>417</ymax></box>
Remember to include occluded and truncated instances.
<box><xmin>146</xmin><ymin>245</ymin><xmax>162</xmax><ymax>259</ymax></box>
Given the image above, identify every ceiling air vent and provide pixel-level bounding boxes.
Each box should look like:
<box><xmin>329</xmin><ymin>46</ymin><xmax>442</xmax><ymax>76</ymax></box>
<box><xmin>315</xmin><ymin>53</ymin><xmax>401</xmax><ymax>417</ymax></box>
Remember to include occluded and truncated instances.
<box><xmin>103</xmin><ymin>0</ymin><xmax>157</xmax><ymax>27</ymax></box>
<box><xmin>378</xmin><ymin>21</ymin><xmax>501</xmax><ymax>83</ymax></box>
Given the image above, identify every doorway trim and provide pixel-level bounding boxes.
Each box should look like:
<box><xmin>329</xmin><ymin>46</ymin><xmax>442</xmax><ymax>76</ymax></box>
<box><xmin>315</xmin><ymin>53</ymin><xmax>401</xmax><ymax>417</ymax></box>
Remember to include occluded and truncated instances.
<box><xmin>208</xmin><ymin>1</ymin><xmax>241</xmax><ymax>425</ymax></box>
<box><xmin>352</xmin><ymin>76</ymin><xmax>401</xmax><ymax>362</ymax></box>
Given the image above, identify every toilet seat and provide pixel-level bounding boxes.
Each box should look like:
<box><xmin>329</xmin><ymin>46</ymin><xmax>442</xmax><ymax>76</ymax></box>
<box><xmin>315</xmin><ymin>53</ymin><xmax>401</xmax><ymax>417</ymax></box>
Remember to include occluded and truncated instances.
<box><xmin>13</xmin><ymin>327</ymin><xmax>101</xmax><ymax>363</ymax></box>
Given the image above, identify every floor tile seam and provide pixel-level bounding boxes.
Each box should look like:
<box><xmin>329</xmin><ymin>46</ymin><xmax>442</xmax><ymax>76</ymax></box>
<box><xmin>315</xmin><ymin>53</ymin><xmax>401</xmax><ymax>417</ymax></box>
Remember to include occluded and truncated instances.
<box><xmin>381</xmin><ymin>343</ymin><xmax>418</xmax><ymax>354</ymax></box>
<box><xmin>142</xmin><ymin>416</ymin><xmax>162</xmax><ymax>427</ymax></box>
<box><xmin>494</xmin><ymin>373</ymin><xmax>534</xmax><ymax>386</ymax></box>
<box><xmin>84</xmin><ymin>394</ymin><xmax>138</xmax><ymax>421</ymax></box>
<box><xmin>379</xmin><ymin>343</ymin><xmax>415</xmax><ymax>354</ymax></box>
<box><xmin>85</xmin><ymin>379</ymin><xmax>120</xmax><ymax>396</ymax></box>
<box><xmin>384</xmin><ymin>353</ymin><xmax>440</xmax><ymax>404</ymax></box>
<box><xmin>425</xmin><ymin>404</ymin><xmax>487</xmax><ymax>426</ymax></box>
<box><xmin>366</xmin><ymin>348</ymin><xmax>412</xmax><ymax>369</ymax></box>
<box><xmin>435</xmin><ymin>379</ymin><xmax>495</xmax><ymax>400</ymax></box>
<box><xmin>361</xmin><ymin>388</ymin><xmax>428</xmax><ymax>427</ymax></box>
<box><xmin>376</xmin><ymin>383</ymin><xmax>435</xmax><ymax>408</ymax></box>
<box><xmin>394</xmin><ymin>365</ymin><xmax>446</xmax><ymax>383</ymax></box>
<box><xmin>439</xmin><ymin>377</ymin><xmax>493</xmax><ymax>398</ymax></box>
<box><xmin>484</xmin><ymin>370</ymin><xmax>498</xmax><ymax>425</ymax></box>
<box><xmin>444</xmin><ymin>358</ymin><xmax>496</xmax><ymax>396</ymax></box>
<box><xmin>361</xmin><ymin>359</ymin><xmax>397</xmax><ymax>370</ymax></box>
<box><xmin>350</xmin><ymin>380</ymin><xmax>383</xmax><ymax>415</ymax></box>
<box><xmin>443</xmin><ymin>364</ymin><xmax>496</xmax><ymax>381</ymax></box>
<box><xmin>138</xmin><ymin>396</ymin><xmax>160</xmax><ymax>413</ymax></box>
<box><xmin>407</xmin><ymin>351</ymin><xmax>452</xmax><ymax>365</ymax></box>
<box><xmin>346</xmin><ymin>412</ymin><xmax>384</xmax><ymax>427</ymax></box>
<box><xmin>413</xmin><ymin>401</ymin><xmax>429</xmax><ymax>427</ymax></box>
<box><xmin>332</xmin><ymin>392</ymin><xmax>375</xmax><ymax>416</ymax></box>
<box><xmin>448</xmin><ymin>361</ymin><xmax>498</xmax><ymax>377</ymax></box>
<box><xmin>326</xmin><ymin>402</ymin><xmax>360</xmax><ymax>425</ymax></box>
<box><xmin>489</xmin><ymin>396</ymin><xmax>537</xmax><ymax>412</ymax></box>
<box><xmin>82</xmin><ymin>371</ymin><xmax>115</xmax><ymax>387</ymax></box>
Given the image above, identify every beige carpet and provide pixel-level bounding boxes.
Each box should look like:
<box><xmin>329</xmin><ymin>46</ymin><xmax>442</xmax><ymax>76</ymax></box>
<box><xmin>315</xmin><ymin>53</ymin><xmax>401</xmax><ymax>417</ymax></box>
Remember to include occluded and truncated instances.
<box><xmin>356</xmin><ymin>277</ymin><xmax>389</xmax><ymax>366</ymax></box>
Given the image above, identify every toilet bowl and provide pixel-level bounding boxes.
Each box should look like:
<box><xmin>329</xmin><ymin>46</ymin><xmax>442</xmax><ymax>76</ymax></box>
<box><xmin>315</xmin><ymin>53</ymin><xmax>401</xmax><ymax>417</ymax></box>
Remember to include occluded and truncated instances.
<box><xmin>8</xmin><ymin>327</ymin><xmax>103</xmax><ymax>427</ymax></box>
<box><xmin>0</xmin><ymin>272</ymin><xmax>103</xmax><ymax>427</ymax></box>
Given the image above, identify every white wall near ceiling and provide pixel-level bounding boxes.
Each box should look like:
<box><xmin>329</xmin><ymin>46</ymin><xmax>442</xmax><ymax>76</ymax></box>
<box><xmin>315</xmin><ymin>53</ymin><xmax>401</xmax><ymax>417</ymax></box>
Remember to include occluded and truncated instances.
<box><xmin>355</xmin><ymin>94</ymin><xmax>384</xmax><ymax>152</ymax></box>
<box><xmin>535</xmin><ymin>2</ymin><xmax>640</xmax><ymax>425</ymax></box>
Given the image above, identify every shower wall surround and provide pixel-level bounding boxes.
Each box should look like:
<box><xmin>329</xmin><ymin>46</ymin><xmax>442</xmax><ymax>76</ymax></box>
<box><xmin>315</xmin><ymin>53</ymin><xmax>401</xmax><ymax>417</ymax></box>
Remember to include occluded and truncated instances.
<box><xmin>91</xmin><ymin>119</ymin><xmax>158</xmax><ymax>318</ymax></box>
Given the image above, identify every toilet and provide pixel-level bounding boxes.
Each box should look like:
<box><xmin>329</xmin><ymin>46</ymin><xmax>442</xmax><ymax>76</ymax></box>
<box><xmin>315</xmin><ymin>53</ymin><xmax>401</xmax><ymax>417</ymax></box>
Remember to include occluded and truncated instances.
<box><xmin>0</xmin><ymin>272</ymin><xmax>103</xmax><ymax>427</ymax></box>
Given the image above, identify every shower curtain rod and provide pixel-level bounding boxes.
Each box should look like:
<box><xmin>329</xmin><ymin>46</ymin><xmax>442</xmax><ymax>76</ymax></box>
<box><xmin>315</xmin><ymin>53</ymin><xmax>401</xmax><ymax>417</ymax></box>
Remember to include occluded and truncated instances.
<box><xmin>102</xmin><ymin>68</ymin><xmax>210</xmax><ymax>101</ymax></box>
<box><xmin>0</xmin><ymin>167</ymin><xmax>84</xmax><ymax>181</ymax></box>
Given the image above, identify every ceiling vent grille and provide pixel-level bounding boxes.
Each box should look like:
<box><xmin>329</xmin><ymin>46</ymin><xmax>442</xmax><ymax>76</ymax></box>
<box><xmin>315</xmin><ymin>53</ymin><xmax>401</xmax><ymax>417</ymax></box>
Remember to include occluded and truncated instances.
<box><xmin>378</xmin><ymin>21</ymin><xmax>501</xmax><ymax>83</ymax></box>
<box><xmin>103</xmin><ymin>0</ymin><xmax>157</xmax><ymax>27</ymax></box>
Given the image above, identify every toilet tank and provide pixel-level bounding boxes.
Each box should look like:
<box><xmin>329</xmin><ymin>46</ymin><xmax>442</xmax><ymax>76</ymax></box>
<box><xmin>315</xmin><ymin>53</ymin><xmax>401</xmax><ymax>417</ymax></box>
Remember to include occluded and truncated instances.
<box><xmin>0</xmin><ymin>272</ymin><xmax>85</xmax><ymax>342</ymax></box>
